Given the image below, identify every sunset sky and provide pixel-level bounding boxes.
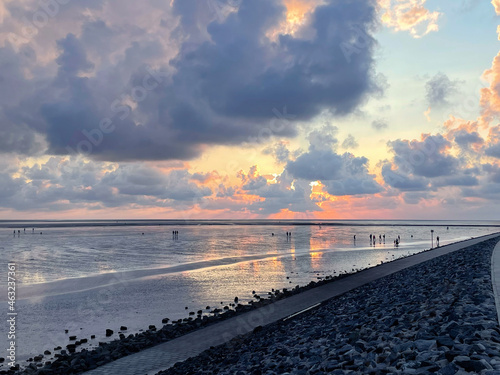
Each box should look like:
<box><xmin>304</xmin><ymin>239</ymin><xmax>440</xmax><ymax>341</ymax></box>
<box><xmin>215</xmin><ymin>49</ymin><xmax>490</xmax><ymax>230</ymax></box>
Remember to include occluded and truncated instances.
<box><xmin>1</xmin><ymin>0</ymin><xmax>500</xmax><ymax>220</ymax></box>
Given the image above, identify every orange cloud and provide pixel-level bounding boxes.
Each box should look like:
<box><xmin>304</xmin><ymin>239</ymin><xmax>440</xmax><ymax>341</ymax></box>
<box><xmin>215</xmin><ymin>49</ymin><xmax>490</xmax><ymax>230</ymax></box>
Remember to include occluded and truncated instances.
<box><xmin>268</xmin><ymin>0</ymin><xmax>321</xmax><ymax>38</ymax></box>
<box><xmin>379</xmin><ymin>0</ymin><xmax>440</xmax><ymax>38</ymax></box>
<box><xmin>284</xmin><ymin>0</ymin><xmax>319</xmax><ymax>27</ymax></box>
<box><xmin>480</xmin><ymin>51</ymin><xmax>500</xmax><ymax>125</ymax></box>
<box><xmin>493</xmin><ymin>0</ymin><xmax>500</xmax><ymax>15</ymax></box>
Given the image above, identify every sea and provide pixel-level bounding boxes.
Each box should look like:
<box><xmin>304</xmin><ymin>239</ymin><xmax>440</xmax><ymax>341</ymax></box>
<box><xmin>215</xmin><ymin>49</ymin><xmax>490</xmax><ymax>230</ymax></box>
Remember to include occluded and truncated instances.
<box><xmin>0</xmin><ymin>220</ymin><xmax>499</xmax><ymax>366</ymax></box>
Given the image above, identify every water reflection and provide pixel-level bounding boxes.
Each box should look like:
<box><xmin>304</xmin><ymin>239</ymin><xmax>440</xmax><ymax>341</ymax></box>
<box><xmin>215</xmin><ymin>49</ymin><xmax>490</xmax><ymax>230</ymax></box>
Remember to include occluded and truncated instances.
<box><xmin>2</xmin><ymin>224</ymin><xmax>498</xmax><ymax>285</ymax></box>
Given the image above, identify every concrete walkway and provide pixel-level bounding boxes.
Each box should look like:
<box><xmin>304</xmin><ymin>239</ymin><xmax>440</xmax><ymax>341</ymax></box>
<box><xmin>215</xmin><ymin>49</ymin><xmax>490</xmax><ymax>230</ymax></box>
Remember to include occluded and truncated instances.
<box><xmin>491</xmin><ymin>238</ymin><xmax>500</xmax><ymax>324</ymax></box>
<box><xmin>85</xmin><ymin>233</ymin><xmax>500</xmax><ymax>375</ymax></box>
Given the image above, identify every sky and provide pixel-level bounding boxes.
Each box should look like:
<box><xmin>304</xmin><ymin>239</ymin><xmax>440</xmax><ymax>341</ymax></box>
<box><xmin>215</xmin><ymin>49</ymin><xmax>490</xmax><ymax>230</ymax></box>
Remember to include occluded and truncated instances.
<box><xmin>1</xmin><ymin>0</ymin><xmax>500</xmax><ymax>220</ymax></box>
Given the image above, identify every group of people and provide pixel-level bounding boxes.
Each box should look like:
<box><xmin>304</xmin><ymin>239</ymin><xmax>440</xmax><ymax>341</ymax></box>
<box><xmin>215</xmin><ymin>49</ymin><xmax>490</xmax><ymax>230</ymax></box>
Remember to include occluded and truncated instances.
<box><xmin>352</xmin><ymin>232</ymin><xmax>441</xmax><ymax>248</ymax></box>
<box><xmin>13</xmin><ymin>228</ymin><xmax>39</xmax><ymax>235</ymax></box>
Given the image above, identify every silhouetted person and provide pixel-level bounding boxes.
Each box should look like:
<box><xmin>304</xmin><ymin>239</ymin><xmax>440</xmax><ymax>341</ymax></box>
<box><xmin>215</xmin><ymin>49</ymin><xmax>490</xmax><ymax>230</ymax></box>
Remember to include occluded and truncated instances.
<box><xmin>437</xmin><ymin>236</ymin><xmax>440</xmax><ymax>247</ymax></box>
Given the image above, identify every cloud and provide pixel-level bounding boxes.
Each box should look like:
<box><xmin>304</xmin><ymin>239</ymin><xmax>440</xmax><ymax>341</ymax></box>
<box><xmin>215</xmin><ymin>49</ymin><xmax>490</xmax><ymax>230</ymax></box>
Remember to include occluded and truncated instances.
<box><xmin>238</xmin><ymin>165</ymin><xmax>268</xmax><ymax>191</ymax></box>
<box><xmin>0</xmin><ymin>44</ymin><xmax>46</xmax><ymax>155</ymax></box>
<box><xmin>0</xmin><ymin>0</ymin><xmax>382</xmax><ymax>161</ymax></box>
<box><xmin>387</xmin><ymin>134</ymin><xmax>458</xmax><ymax>178</ymax></box>
<box><xmin>485</xmin><ymin>125</ymin><xmax>500</xmax><ymax>158</ymax></box>
<box><xmin>231</xmin><ymin>126</ymin><xmax>383</xmax><ymax>215</ymax></box>
<box><xmin>0</xmin><ymin>157</ymin><xmax>212</xmax><ymax>211</ymax></box>
<box><xmin>341</xmin><ymin>134</ymin><xmax>359</xmax><ymax>149</ymax></box>
<box><xmin>425</xmin><ymin>72</ymin><xmax>460</xmax><ymax>107</ymax></box>
<box><xmin>371</xmin><ymin>119</ymin><xmax>388</xmax><ymax>130</ymax></box>
<box><xmin>444</xmin><ymin>119</ymin><xmax>484</xmax><ymax>151</ymax></box>
<box><xmin>379</xmin><ymin>0</ymin><xmax>441</xmax><ymax>38</ymax></box>
<box><xmin>237</xmin><ymin>166</ymin><xmax>320</xmax><ymax>214</ymax></box>
<box><xmin>307</xmin><ymin>124</ymin><xmax>339</xmax><ymax>151</ymax></box>
<box><xmin>381</xmin><ymin>163</ymin><xmax>429</xmax><ymax>191</ymax></box>
<box><xmin>483</xmin><ymin>163</ymin><xmax>500</xmax><ymax>183</ymax></box>
<box><xmin>492</xmin><ymin>0</ymin><xmax>500</xmax><ymax>15</ymax></box>
<box><xmin>382</xmin><ymin>128</ymin><xmax>488</xmax><ymax>200</ymax></box>
<box><xmin>55</xmin><ymin>33</ymin><xmax>94</xmax><ymax>77</ymax></box>
<box><xmin>285</xmin><ymin>127</ymin><xmax>382</xmax><ymax>195</ymax></box>
<box><xmin>480</xmin><ymin>51</ymin><xmax>500</xmax><ymax>125</ymax></box>
<box><xmin>286</xmin><ymin>149</ymin><xmax>343</xmax><ymax>180</ymax></box>
<box><xmin>432</xmin><ymin>174</ymin><xmax>479</xmax><ymax>188</ymax></box>
<box><xmin>262</xmin><ymin>141</ymin><xmax>291</xmax><ymax>163</ymax></box>
<box><xmin>321</xmin><ymin>156</ymin><xmax>382</xmax><ymax>196</ymax></box>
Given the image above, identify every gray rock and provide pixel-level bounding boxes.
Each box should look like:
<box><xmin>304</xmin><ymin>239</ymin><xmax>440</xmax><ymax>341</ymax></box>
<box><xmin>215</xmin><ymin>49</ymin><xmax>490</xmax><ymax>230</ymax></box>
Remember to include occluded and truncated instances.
<box><xmin>414</xmin><ymin>340</ymin><xmax>437</xmax><ymax>352</ymax></box>
<box><xmin>438</xmin><ymin>363</ymin><xmax>458</xmax><ymax>375</ymax></box>
<box><xmin>454</xmin><ymin>358</ymin><xmax>488</xmax><ymax>372</ymax></box>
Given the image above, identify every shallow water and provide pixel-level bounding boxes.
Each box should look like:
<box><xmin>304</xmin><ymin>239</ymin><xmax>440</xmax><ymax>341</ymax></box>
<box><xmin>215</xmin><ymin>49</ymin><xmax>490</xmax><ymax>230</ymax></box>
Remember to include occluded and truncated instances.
<box><xmin>0</xmin><ymin>221</ymin><xmax>498</xmax><ymax>366</ymax></box>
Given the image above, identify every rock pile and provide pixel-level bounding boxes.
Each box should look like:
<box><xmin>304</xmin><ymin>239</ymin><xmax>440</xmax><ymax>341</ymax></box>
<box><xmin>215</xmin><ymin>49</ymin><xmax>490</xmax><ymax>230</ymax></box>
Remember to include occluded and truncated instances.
<box><xmin>160</xmin><ymin>238</ymin><xmax>500</xmax><ymax>375</ymax></box>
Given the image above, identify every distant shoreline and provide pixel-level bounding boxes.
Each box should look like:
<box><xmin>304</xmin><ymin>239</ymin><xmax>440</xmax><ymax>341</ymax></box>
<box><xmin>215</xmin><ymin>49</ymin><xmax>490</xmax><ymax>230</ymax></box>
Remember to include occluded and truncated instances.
<box><xmin>2</xmin><ymin>219</ymin><xmax>500</xmax><ymax>229</ymax></box>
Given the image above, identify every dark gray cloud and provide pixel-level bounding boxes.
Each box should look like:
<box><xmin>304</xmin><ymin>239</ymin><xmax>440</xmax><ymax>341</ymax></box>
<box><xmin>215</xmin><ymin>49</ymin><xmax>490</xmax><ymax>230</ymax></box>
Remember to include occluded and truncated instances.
<box><xmin>425</xmin><ymin>72</ymin><xmax>460</xmax><ymax>107</ymax></box>
<box><xmin>1</xmin><ymin>0</ymin><xmax>381</xmax><ymax>161</ymax></box>
<box><xmin>432</xmin><ymin>174</ymin><xmax>478</xmax><ymax>187</ymax></box>
<box><xmin>55</xmin><ymin>33</ymin><xmax>94</xmax><ymax>77</ymax></box>
<box><xmin>485</xmin><ymin>125</ymin><xmax>500</xmax><ymax>159</ymax></box>
<box><xmin>452</xmin><ymin>129</ymin><xmax>484</xmax><ymax>148</ymax></box>
<box><xmin>485</xmin><ymin>144</ymin><xmax>500</xmax><ymax>158</ymax></box>
<box><xmin>0</xmin><ymin>44</ymin><xmax>46</xmax><ymax>155</ymax></box>
<box><xmin>286</xmin><ymin>150</ymin><xmax>343</xmax><ymax>180</ymax></box>
<box><xmin>381</xmin><ymin>164</ymin><xmax>429</xmax><ymax>191</ymax></box>
<box><xmin>483</xmin><ymin>163</ymin><xmax>500</xmax><ymax>183</ymax></box>
<box><xmin>323</xmin><ymin>176</ymin><xmax>381</xmax><ymax>196</ymax></box>
<box><xmin>388</xmin><ymin>134</ymin><xmax>459</xmax><ymax>178</ymax></box>
<box><xmin>382</xmin><ymin>132</ymin><xmax>484</xmax><ymax>194</ymax></box>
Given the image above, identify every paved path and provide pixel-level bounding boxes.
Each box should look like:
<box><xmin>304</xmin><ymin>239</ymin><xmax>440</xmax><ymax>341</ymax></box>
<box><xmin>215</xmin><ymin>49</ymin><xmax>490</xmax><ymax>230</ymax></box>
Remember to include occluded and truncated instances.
<box><xmin>85</xmin><ymin>233</ymin><xmax>500</xmax><ymax>375</ymax></box>
<box><xmin>491</xmin><ymin>238</ymin><xmax>500</xmax><ymax>324</ymax></box>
